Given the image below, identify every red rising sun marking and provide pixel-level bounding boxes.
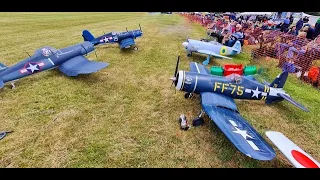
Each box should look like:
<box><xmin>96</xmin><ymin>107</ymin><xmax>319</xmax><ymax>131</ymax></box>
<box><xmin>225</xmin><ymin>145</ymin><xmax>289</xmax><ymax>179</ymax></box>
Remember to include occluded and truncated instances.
<box><xmin>291</xmin><ymin>150</ymin><xmax>319</xmax><ymax>168</ymax></box>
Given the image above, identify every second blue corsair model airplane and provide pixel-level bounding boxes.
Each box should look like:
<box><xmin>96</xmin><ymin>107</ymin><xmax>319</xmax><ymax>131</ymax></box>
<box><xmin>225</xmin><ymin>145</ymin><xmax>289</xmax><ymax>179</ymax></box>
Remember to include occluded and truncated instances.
<box><xmin>82</xmin><ymin>25</ymin><xmax>143</xmax><ymax>50</ymax></box>
<box><xmin>170</xmin><ymin>55</ymin><xmax>309</xmax><ymax>161</ymax></box>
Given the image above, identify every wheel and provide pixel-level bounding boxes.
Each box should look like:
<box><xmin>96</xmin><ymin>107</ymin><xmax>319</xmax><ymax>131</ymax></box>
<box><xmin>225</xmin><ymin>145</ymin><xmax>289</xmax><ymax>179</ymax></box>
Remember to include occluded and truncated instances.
<box><xmin>133</xmin><ymin>46</ymin><xmax>138</xmax><ymax>51</ymax></box>
<box><xmin>187</xmin><ymin>52</ymin><xmax>192</xmax><ymax>57</ymax></box>
<box><xmin>192</xmin><ymin>117</ymin><xmax>204</xmax><ymax>127</ymax></box>
<box><xmin>184</xmin><ymin>93</ymin><xmax>193</xmax><ymax>99</ymax></box>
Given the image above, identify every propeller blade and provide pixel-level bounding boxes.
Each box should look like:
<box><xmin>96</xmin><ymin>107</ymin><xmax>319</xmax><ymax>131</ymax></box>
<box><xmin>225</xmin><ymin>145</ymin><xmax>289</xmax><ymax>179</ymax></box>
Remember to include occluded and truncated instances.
<box><xmin>174</xmin><ymin>55</ymin><xmax>180</xmax><ymax>78</ymax></box>
<box><xmin>24</xmin><ymin>50</ymin><xmax>31</xmax><ymax>57</ymax></box>
<box><xmin>139</xmin><ymin>24</ymin><xmax>142</xmax><ymax>31</ymax></box>
<box><xmin>126</xmin><ymin>27</ymin><xmax>128</xmax><ymax>32</ymax></box>
<box><xmin>94</xmin><ymin>50</ymin><xmax>98</xmax><ymax>59</ymax></box>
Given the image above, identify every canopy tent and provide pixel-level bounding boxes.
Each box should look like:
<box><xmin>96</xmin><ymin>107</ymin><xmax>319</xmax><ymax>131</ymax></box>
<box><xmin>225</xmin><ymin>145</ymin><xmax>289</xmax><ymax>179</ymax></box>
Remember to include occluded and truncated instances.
<box><xmin>237</xmin><ymin>12</ymin><xmax>272</xmax><ymax>17</ymax></box>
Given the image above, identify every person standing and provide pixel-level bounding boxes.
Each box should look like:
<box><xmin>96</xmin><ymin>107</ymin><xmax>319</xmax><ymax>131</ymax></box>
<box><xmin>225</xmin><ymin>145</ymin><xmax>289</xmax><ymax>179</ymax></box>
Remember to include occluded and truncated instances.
<box><xmin>313</xmin><ymin>17</ymin><xmax>320</xmax><ymax>39</ymax></box>
<box><xmin>295</xmin><ymin>18</ymin><xmax>304</xmax><ymax>35</ymax></box>
<box><xmin>289</xmin><ymin>14</ymin><xmax>294</xmax><ymax>25</ymax></box>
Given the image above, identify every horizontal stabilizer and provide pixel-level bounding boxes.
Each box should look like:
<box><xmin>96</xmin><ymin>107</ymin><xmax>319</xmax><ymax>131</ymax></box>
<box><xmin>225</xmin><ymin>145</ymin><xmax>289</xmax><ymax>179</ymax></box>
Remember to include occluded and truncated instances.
<box><xmin>59</xmin><ymin>56</ymin><xmax>109</xmax><ymax>77</ymax></box>
<box><xmin>266</xmin><ymin>131</ymin><xmax>320</xmax><ymax>168</ymax></box>
<box><xmin>278</xmin><ymin>93</ymin><xmax>309</xmax><ymax>112</ymax></box>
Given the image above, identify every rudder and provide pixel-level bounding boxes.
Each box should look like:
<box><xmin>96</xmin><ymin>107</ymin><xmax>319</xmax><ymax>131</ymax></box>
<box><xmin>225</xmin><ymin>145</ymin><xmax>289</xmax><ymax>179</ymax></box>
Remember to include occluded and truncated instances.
<box><xmin>269</xmin><ymin>71</ymin><xmax>288</xmax><ymax>88</ymax></box>
<box><xmin>82</xmin><ymin>30</ymin><xmax>95</xmax><ymax>41</ymax></box>
<box><xmin>232</xmin><ymin>40</ymin><xmax>241</xmax><ymax>53</ymax></box>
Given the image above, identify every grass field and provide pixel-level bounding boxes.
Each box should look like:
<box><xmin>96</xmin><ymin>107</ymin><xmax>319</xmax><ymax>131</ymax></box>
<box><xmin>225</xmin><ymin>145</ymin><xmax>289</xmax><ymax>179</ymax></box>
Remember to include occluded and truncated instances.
<box><xmin>0</xmin><ymin>12</ymin><xmax>319</xmax><ymax>168</ymax></box>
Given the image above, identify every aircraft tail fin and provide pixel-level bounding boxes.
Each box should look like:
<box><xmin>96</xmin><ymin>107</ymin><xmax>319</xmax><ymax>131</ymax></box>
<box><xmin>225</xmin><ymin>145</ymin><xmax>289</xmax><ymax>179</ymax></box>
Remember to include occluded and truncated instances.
<box><xmin>82</xmin><ymin>30</ymin><xmax>95</xmax><ymax>41</ymax></box>
<box><xmin>231</xmin><ymin>40</ymin><xmax>241</xmax><ymax>53</ymax></box>
<box><xmin>269</xmin><ymin>71</ymin><xmax>288</xmax><ymax>88</ymax></box>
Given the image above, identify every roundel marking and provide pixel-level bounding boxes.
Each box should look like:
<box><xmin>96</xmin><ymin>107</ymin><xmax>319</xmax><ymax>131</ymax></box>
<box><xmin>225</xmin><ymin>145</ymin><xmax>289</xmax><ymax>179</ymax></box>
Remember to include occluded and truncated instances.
<box><xmin>291</xmin><ymin>150</ymin><xmax>319</xmax><ymax>168</ymax></box>
<box><xmin>220</xmin><ymin>46</ymin><xmax>227</xmax><ymax>55</ymax></box>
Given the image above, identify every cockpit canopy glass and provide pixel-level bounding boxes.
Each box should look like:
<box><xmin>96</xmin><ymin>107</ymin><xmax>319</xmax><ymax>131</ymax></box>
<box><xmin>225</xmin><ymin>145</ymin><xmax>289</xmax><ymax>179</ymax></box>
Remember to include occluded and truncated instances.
<box><xmin>225</xmin><ymin>73</ymin><xmax>243</xmax><ymax>84</ymax></box>
<box><xmin>34</xmin><ymin>46</ymin><xmax>57</xmax><ymax>57</ymax></box>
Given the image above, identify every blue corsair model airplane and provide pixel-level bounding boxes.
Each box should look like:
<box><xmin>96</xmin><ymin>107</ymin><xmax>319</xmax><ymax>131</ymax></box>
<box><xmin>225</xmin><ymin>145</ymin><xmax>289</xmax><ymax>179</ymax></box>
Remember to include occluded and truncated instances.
<box><xmin>0</xmin><ymin>41</ymin><xmax>109</xmax><ymax>89</ymax></box>
<box><xmin>182</xmin><ymin>39</ymin><xmax>241</xmax><ymax>65</ymax></box>
<box><xmin>170</xmin><ymin>56</ymin><xmax>309</xmax><ymax>161</ymax></box>
<box><xmin>82</xmin><ymin>25</ymin><xmax>143</xmax><ymax>50</ymax></box>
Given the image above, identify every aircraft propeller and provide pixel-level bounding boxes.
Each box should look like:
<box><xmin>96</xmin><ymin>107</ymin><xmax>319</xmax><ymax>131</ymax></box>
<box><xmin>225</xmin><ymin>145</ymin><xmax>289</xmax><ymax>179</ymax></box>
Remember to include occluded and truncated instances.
<box><xmin>94</xmin><ymin>50</ymin><xmax>98</xmax><ymax>60</ymax></box>
<box><xmin>139</xmin><ymin>23</ymin><xmax>142</xmax><ymax>32</ymax></box>
<box><xmin>24</xmin><ymin>50</ymin><xmax>31</xmax><ymax>58</ymax></box>
<box><xmin>170</xmin><ymin>55</ymin><xmax>180</xmax><ymax>93</ymax></box>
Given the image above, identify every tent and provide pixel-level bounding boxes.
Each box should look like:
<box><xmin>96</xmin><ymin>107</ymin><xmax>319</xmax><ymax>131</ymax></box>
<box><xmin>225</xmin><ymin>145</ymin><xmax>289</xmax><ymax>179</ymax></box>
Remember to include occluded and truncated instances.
<box><xmin>237</xmin><ymin>12</ymin><xmax>272</xmax><ymax>17</ymax></box>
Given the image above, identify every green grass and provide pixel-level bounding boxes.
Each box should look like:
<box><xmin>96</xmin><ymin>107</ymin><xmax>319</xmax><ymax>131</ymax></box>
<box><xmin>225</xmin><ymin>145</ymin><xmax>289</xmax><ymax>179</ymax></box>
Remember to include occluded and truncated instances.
<box><xmin>0</xmin><ymin>12</ymin><xmax>319</xmax><ymax>168</ymax></box>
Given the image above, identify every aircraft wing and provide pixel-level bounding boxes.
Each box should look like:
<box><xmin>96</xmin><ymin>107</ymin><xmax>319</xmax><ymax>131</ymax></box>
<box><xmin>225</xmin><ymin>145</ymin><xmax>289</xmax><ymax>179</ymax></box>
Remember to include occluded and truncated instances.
<box><xmin>200</xmin><ymin>92</ymin><xmax>276</xmax><ymax>160</ymax></box>
<box><xmin>266</xmin><ymin>131</ymin><xmax>320</xmax><ymax>168</ymax></box>
<box><xmin>119</xmin><ymin>38</ymin><xmax>135</xmax><ymax>48</ymax></box>
<box><xmin>58</xmin><ymin>56</ymin><xmax>109</xmax><ymax>77</ymax></box>
<box><xmin>189</xmin><ymin>62</ymin><xmax>211</xmax><ymax>74</ymax></box>
<box><xmin>197</xmin><ymin>49</ymin><xmax>232</xmax><ymax>60</ymax></box>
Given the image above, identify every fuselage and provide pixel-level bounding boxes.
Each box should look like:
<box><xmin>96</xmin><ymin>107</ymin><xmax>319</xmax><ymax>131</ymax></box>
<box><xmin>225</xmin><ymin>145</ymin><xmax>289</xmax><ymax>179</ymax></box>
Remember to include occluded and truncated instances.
<box><xmin>94</xmin><ymin>29</ymin><xmax>143</xmax><ymax>45</ymax></box>
<box><xmin>182</xmin><ymin>39</ymin><xmax>240</xmax><ymax>56</ymax></box>
<box><xmin>0</xmin><ymin>41</ymin><xmax>95</xmax><ymax>83</ymax></box>
<box><xmin>175</xmin><ymin>70</ymin><xmax>285</xmax><ymax>102</ymax></box>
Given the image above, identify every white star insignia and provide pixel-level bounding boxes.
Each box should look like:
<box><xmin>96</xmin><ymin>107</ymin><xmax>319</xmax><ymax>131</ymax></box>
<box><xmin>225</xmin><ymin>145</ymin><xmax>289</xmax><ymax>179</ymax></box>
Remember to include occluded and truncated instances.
<box><xmin>233</xmin><ymin>127</ymin><xmax>253</xmax><ymax>140</ymax></box>
<box><xmin>251</xmin><ymin>87</ymin><xmax>261</xmax><ymax>98</ymax></box>
<box><xmin>103</xmin><ymin>37</ymin><xmax>109</xmax><ymax>43</ymax></box>
<box><xmin>27</xmin><ymin>63</ymin><xmax>39</xmax><ymax>73</ymax></box>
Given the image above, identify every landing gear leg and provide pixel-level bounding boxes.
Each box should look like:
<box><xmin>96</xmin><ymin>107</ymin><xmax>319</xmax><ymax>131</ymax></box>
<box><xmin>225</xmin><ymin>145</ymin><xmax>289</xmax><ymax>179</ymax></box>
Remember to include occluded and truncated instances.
<box><xmin>184</xmin><ymin>92</ymin><xmax>193</xmax><ymax>99</ymax></box>
<box><xmin>202</xmin><ymin>55</ymin><xmax>211</xmax><ymax>65</ymax></box>
<box><xmin>192</xmin><ymin>110</ymin><xmax>205</xmax><ymax>126</ymax></box>
<box><xmin>11</xmin><ymin>82</ymin><xmax>16</xmax><ymax>89</ymax></box>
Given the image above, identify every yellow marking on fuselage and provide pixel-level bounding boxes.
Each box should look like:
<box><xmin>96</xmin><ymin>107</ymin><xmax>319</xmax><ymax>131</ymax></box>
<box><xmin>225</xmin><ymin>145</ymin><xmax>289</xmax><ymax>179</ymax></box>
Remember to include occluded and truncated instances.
<box><xmin>237</xmin><ymin>86</ymin><xmax>244</xmax><ymax>96</ymax></box>
<box><xmin>214</xmin><ymin>82</ymin><xmax>222</xmax><ymax>91</ymax></box>
<box><xmin>222</xmin><ymin>83</ymin><xmax>229</xmax><ymax>92</ymax></box>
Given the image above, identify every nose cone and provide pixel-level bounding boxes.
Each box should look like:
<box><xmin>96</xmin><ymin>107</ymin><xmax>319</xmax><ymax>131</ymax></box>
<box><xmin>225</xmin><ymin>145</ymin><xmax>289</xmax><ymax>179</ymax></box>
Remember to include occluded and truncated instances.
<box><xmin>176</xmin><ymin>70</ymin><xmax>184</xmax><ymax>90</ymax></box>
<box><xmin>182</xmin><ymin>42</ymin><xmax>188</xmax><ymax>48</ymax></box>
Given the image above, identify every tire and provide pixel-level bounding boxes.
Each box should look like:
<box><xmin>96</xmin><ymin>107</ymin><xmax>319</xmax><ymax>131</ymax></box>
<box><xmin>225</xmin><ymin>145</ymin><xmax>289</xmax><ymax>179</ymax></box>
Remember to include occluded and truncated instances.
<box><xmin>192</xmin><ymin>117</ymin><xmax>204</xmax><ymax>126</ymax></box>
<box><xmin>184</xmin><ymin>93</ymin><xmax>193</xmax><ymax>99</ymax></box>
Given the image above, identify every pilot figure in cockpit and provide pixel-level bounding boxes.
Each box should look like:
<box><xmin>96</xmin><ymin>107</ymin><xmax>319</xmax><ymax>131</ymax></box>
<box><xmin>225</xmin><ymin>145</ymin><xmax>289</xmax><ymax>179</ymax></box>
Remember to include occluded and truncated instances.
<box><xmin>41</xmin><ymin>48</ymin><xmax>52</xmax><ymax>57</ymax></box>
